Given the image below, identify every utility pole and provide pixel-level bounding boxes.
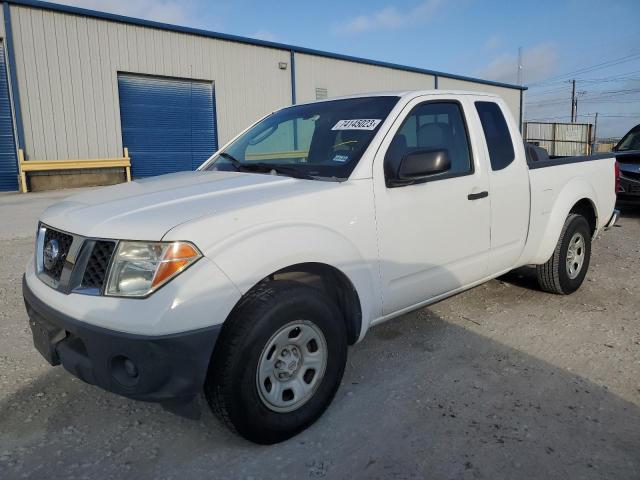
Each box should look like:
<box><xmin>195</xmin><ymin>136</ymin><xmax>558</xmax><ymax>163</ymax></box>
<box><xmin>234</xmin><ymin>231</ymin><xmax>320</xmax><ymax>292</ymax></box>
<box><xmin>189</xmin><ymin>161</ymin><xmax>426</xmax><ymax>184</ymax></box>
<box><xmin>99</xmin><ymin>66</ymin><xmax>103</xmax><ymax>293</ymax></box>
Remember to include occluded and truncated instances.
<box><xmin>592</xmin><ymin>112</ymin><xmax>598</xmax><ymax>153</ymax></box>
<box><xmin>517</xmin><ymin>47</ymin><xmax>523</xmax><ymax>85</ymax></box>
<box><xmin>571</xmin><ymin>79</ymin><xmax>576</xmax><ymax>123</ymax></box>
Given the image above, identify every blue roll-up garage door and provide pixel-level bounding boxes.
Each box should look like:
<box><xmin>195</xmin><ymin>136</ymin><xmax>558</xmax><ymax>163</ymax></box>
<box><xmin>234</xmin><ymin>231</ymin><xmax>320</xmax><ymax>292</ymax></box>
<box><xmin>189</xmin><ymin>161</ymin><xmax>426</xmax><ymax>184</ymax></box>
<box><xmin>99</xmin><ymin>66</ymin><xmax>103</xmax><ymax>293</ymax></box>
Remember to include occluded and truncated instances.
<box><xmin>0</xmin><ymin>41</ymin><xmax>18</xmax><ymax>191</ymax></box>
<box><xmin>117</xmin><ymin>74</ymin><xmax>218</xmax><ymax>178</ymax></box>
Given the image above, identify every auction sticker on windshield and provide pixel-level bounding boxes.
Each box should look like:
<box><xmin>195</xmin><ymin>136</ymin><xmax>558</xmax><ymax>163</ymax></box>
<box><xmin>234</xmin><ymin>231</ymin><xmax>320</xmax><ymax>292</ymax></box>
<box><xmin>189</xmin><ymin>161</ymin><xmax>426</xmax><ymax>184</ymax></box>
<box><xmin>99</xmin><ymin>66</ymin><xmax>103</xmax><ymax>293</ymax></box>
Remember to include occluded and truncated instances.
<box><xmin>332</xmin><ymin>119</ymin><xmax>382</xmax><ymax>130</ymax></box>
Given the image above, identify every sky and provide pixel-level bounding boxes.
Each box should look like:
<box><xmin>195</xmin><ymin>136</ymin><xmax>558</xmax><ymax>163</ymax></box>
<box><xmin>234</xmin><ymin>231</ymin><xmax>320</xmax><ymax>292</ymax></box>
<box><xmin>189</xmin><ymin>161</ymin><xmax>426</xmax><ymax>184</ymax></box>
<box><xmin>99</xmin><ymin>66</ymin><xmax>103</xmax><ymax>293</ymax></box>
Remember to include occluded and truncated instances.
<box><xmin>57</xmin><ymin>0</ymin><xmax>640</xmax><ymax>138</ymax></box>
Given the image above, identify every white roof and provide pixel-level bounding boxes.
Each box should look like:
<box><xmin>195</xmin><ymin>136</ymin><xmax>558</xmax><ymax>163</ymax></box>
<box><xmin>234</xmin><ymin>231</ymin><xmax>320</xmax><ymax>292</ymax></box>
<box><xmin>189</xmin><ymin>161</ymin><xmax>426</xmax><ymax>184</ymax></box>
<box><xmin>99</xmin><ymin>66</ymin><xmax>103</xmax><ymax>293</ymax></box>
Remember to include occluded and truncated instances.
<box><xmin>299</xmin><ymin>89</ymin><xmax>502</xmax><ymax>105</ymax></box>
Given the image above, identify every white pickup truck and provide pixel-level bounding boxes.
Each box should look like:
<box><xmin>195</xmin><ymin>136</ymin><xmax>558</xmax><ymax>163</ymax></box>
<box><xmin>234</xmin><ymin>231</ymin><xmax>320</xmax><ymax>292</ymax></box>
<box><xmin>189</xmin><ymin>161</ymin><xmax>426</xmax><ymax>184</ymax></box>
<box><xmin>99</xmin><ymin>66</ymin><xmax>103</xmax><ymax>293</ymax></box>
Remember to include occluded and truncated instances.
<box><xmin>23</xmin><ymin>90</ymin><xmax>619</xmax><ymax>444</ymax></box>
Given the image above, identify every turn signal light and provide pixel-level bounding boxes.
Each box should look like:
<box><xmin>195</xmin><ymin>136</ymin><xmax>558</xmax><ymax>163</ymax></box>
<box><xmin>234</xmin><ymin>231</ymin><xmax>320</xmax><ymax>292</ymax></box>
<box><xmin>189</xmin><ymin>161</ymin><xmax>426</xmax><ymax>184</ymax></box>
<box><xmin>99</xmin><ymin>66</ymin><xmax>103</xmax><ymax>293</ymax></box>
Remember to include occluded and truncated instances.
<box><xmin>151</xmin><ymin>243</ymin><xmax>200</xmax><ymax>288</ymax></box>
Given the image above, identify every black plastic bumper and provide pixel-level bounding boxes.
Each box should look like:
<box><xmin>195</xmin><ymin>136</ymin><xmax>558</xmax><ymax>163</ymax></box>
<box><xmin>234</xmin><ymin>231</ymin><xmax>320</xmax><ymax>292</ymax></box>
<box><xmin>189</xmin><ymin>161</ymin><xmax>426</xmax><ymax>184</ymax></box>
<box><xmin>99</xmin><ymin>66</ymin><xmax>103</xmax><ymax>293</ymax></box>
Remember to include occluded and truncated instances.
<box><xmin>618</xmin><ymin>175</ymin><xmax>640</xmax><ymax>203</ymax></box>
<box><xmin>23</xmin><ymin>276</ymin><xmax>221</xmax><ymax>404</ymax></box>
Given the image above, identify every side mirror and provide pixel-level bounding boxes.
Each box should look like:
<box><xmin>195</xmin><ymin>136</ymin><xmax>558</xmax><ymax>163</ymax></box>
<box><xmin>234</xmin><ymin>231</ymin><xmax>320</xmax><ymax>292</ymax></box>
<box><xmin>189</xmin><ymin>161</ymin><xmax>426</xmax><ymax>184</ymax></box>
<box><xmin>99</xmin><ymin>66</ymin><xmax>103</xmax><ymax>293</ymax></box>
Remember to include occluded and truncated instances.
<box><xmin>390</xmin><ymin>149</ymin><xmax>451</xmax><ymax>186</ymax></box>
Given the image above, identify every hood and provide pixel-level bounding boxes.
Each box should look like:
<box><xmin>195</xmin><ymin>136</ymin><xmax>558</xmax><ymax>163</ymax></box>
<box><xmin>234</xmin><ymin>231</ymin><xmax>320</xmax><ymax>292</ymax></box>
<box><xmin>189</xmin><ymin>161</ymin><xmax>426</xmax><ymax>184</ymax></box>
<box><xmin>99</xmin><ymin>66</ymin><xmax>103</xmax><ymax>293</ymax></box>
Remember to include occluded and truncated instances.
<box><xmin>40</xmin><ymin>171</ymin><xmax>335</xmax><ymax>240</ymax></box>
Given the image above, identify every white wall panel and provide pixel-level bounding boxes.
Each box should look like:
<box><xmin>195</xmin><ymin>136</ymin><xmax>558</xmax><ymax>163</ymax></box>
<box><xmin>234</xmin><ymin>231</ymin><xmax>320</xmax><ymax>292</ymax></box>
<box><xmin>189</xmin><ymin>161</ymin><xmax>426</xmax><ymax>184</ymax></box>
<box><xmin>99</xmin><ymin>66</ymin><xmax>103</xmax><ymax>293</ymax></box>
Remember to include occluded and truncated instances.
<box><xmin>10</xmin><ymin>5</ymin><xmax>292</xmax><ymax>160</ymax></box>
<box><xmin>437</xmin><ymin>76</ymin><xmax>521</xmax><ymax>125</ymax></box>
<box><xmin>9</xmin><ymin>4</ymin><xmax>522</xmax><ymax>162</ymax></box>
<box><xmin>0</xmin><ymin>5</ymin><xmax>5</xmax><ymax>39</ymax></box>
<box><xmin>295</xmin><ymin>54</ymin><xmax>435</xmax><ymax>103</ymax></box>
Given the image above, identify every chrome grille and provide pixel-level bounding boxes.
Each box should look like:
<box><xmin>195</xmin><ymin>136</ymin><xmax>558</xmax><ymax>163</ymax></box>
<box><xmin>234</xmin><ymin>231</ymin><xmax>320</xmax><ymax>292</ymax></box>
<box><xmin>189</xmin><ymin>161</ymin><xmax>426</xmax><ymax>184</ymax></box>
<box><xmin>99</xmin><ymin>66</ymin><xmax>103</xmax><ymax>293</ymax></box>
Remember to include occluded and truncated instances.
<box><xmin>81</xmin><ymin>241</ymin><xmax>116</xmax><ymax>290</ymax></box>
<box><xmin>36</xmin><ymin>224</ymin><xmax>117</xmax><ymax>295</ymax></box>
<box><xmin>42</xmin><ymin>228</ymin><xmax>73</xmax><ymax>281</ymax></box>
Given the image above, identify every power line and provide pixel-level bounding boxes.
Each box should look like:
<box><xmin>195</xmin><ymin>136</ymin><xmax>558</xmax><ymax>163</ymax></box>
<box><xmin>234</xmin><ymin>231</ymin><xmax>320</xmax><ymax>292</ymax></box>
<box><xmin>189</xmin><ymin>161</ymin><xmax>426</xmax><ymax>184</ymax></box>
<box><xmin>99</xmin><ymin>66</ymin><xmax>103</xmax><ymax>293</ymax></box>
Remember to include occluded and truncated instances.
<box><xmin>529</xmin><ymin>73</ymin><xmax>640</xmax><ymax>88</ymax></box>
<box><xmin>587</xmin><ymin>87</ymin><xmax>640</xmax><ymax>95</ymax></box>
<box><xmin>530</xmin><ymin>53</ymin><xmax>640</xmax><ymax>86</ymax></box>
<box><xmin>526</xmin><ymin>87</ymin><xmax>640</xmax><ymax>106</ymax></box>
<box><xmin>527</xmin><ymin>85</ymin><xmax>573</xmax><ymax>97</ymax></box>
<box><xmin>592</xmin><ymin>114</ymin><xmax>639</xmax><ymax>118</ymax></box>
<box><xmin>576</xmin><ymin>76</ymin><xmax>640</xmax><ymax>84</ymax></box>
<box><xmin>527</xmin><ymin>52</ymin><xmax>640</xmax><ymax>87</ymax></box>
<box><xmin>527</xmin><ymin>70</ymin><xmax>640</xmax><ymax>101</ymax></box>
<box><xmin>525</xmin><ymin>113</ymin><xmax>638</xmax><ymax>121</ymax></box>
<box><xmin>526</xmin><ymin>97</ymin><xmax>574</xmax><ymax>107</ymax></box>
<box><xmin>580</xmin><ymin>99</ymin><xmax>640</xmax><ymax>103</ymax></box>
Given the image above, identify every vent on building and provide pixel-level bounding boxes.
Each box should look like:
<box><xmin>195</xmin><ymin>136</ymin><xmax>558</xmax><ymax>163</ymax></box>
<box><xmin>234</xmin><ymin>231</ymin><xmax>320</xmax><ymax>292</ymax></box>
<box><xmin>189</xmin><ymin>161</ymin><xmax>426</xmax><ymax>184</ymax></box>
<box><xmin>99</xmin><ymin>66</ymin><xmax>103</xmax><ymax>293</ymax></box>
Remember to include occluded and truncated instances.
<box><xmin>315</xmin><ymin>87</ymin><xmax>328</xmax><ymax>100</ymax></box>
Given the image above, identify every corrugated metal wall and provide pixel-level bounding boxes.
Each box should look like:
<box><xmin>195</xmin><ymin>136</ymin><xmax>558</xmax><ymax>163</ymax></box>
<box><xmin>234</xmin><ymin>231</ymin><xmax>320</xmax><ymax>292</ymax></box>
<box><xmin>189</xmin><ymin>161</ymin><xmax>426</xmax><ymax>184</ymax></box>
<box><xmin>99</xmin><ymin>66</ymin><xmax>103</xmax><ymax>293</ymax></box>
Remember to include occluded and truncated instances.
<box><xmin>524</xmin><ymin>122</ymin><xmax>592</xmax><ymax>156</ymax></box>
<box><xmin>524</xmin><ymin>122</ymin><xmax>554</xmax><ymax>154</ymax></box>
<box><xmin>295</xmin><ymin>54</ymin><xmax>435</xmax><ymax>103</ymax></box>
<box><xmin>0</xmin><ymin>5</ymin><xmax>5</xmax><ymax>38</ymax></box>
<box><xmin>437</xmin><ymin>77</ymin><xmax>521</xmax><ymax>126</ymax></box>
<box><xmin>4</xmin><ymin>2</ymin><xmax>523</xmax><ymax>171</ymax></box>
<box><xmin>118</xmin><ymin>73</ymin><xmax>217</xmax><ymax>177</ymax></box>
<box><xmin>9</xmin><ymin>5</ymin><xmax>292</xmax><ymax>160</ymax></box>
<box><xmin>293</xmin><ymin>61</ymin><xmax>522</xmax><ymax>123</ymax></box>
<box><xmin>0</xmin><ymin>39</ymin><xmax>19</xmax><ymax>190</ymax></box>
<box><xmin>553</xmin><ymin>123</ymin><xmax>591</xmax><ymax>156</ymax></box>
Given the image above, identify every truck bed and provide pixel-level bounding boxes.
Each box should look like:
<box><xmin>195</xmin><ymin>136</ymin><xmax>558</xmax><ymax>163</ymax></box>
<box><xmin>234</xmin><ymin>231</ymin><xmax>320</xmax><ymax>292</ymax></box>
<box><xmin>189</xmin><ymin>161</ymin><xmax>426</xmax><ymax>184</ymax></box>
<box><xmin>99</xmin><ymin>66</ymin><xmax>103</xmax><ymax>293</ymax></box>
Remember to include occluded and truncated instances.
<box><xmin>526</xmin><ymin>146</ymin><xmax>613</xmax><ymax>169</ymax></box>
<box><xmin>519</xmin><ymin>152</ymin><xmax>617</xmax><ymax>266</ymax></box>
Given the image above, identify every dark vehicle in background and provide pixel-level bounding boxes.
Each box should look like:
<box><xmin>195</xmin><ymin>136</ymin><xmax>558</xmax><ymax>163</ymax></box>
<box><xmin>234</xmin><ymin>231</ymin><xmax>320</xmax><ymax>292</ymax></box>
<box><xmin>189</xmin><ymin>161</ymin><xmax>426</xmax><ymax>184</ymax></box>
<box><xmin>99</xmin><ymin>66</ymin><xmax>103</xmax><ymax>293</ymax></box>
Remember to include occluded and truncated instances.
<box><xmin>613</xmin><ymin>124</ymin><xmax>640</xmax><ymax>205</ymax></box>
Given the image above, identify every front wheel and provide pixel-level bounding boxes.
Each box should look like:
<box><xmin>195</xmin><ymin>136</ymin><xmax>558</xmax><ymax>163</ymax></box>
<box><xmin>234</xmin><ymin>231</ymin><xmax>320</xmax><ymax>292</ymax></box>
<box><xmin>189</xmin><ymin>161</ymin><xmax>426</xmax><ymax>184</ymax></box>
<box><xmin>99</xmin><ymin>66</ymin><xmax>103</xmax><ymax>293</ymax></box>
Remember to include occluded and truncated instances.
<box><xmin>536</xmin><ymin>213</ymin><xmax>592</xmax><ymax>294</ymax></box>
<box><xmin>205</xmin><ymin>280</ymin><xmax>347</xmax><ymax>444</ymax></box>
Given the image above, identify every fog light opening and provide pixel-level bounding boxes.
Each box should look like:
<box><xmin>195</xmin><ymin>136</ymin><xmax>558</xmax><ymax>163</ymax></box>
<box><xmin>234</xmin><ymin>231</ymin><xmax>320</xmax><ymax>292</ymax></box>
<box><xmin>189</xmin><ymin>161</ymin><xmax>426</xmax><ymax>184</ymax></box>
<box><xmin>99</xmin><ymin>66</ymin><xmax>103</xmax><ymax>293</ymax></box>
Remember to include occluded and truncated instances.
<box><xmin>123</xmin><ymin>359</ymin><xmax>137</xmax><ymax>378</ymax></box>
<box><xmin>111</xmin><ymin>355</ymin><xmax>140</xmax><ymax>387</ymax></box>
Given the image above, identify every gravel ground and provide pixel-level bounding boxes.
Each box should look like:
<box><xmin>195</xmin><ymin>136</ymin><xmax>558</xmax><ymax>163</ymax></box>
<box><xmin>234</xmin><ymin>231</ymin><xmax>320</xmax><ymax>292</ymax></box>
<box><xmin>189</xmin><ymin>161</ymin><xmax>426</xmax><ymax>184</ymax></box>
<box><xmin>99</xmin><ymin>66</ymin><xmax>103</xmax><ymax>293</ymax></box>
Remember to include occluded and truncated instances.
<box><xmin>0</xmin><ymin>189</ymin><xmax>639</xmax><ymax>480</ymax></box>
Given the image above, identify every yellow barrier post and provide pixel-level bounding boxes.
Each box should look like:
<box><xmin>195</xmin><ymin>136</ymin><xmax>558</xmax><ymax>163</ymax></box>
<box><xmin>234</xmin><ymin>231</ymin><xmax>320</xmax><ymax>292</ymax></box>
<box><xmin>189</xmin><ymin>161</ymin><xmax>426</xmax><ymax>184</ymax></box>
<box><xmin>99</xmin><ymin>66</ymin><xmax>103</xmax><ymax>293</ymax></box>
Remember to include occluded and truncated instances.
<box><xmin>123</xmin><ymin>147</ymin><xmax>131</xmax><ymax>182</ymax></box>
<box><xmin>18</xmin><ymin>149</ymin><xmax>28</xmax><ymax>193</ymax></box>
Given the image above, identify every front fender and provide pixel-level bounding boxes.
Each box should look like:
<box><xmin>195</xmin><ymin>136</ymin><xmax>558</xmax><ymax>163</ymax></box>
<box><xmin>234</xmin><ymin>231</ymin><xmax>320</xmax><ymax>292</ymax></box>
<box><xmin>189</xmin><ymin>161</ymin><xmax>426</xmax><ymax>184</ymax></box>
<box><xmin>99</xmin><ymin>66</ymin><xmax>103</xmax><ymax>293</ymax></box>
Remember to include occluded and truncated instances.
<box><xmin>204</xmin><ymin>221</ymin><xmax>381</xmax><ymax>332</ymax></box>
<box><xmin>528</xmin><ymin>177</ymin><xmax>599</xmax><ymax>265</ymax></box>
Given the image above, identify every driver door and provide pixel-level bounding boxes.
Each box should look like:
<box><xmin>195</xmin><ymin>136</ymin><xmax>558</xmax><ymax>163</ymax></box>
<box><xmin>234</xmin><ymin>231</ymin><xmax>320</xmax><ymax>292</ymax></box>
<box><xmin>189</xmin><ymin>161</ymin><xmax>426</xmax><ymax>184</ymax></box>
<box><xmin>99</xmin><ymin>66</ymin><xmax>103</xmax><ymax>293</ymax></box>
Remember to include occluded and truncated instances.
<box><xmin>373</xmin><ymin>96</ymin><xmax>491</xmax><ymax>314</ymax></box>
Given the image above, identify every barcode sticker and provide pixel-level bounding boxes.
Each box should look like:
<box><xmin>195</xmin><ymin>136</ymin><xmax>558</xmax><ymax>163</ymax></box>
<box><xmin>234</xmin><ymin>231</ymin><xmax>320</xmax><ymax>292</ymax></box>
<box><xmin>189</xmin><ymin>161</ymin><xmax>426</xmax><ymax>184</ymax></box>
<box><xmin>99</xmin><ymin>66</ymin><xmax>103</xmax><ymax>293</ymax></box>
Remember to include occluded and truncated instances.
<box><xmin>331</xmin><ymin>119</ymin><xmax>382</xmax><ymax>131</ymax></box>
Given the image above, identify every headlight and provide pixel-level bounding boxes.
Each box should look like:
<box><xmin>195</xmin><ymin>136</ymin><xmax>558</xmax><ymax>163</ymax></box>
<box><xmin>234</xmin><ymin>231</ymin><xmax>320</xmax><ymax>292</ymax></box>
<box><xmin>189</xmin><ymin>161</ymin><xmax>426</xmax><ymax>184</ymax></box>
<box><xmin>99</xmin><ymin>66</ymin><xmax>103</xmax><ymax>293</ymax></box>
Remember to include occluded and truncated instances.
<box><xmin>105</xmin><ymin>241</ymin><xmax>201</xmax><ymax>297</ymax></box>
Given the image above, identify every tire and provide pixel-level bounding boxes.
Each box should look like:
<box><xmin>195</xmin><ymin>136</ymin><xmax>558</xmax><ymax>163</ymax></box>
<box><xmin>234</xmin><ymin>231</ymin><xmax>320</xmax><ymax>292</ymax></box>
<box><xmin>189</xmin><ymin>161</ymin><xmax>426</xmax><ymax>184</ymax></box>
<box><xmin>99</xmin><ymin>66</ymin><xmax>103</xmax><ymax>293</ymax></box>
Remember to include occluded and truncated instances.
<box><xmin>536</xmin><ymin>213</ymin><xmax>592</xmax><ymax>295</ymax></box>
<box><xmin>204</xmin><ymin>280</ymin><xmax>348</xmax><ymax>444</ymax></box>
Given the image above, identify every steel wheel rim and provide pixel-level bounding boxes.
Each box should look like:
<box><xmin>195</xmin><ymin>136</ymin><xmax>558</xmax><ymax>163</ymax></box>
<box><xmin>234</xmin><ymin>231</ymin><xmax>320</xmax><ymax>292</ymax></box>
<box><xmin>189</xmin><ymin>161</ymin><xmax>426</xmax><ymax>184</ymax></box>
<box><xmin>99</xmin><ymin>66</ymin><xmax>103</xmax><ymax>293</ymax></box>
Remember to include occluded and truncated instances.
<box><xmin>256</xmin><ymin>320</ymin><xmax>328</xmax><ymax>413</ymax></box>
<box><xmin>566</xmin><ymin>232</ymin><xmax>586</xmax><ymax>279</ymax></box>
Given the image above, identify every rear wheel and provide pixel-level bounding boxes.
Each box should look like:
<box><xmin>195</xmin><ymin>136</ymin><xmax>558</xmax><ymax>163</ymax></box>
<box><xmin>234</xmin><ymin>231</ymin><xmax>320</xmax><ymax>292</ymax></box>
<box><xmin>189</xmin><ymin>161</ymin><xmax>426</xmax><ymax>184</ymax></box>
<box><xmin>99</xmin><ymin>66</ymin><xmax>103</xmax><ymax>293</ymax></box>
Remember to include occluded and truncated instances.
<box><xmin>536</xmin><ymin>213</ymin><xmax>592</xmax><ymax>294</ymax></box>
<box><xmin>205</xmin><ymin>280</ymin><xmax>347</xmax><ymax>444</ymax></box>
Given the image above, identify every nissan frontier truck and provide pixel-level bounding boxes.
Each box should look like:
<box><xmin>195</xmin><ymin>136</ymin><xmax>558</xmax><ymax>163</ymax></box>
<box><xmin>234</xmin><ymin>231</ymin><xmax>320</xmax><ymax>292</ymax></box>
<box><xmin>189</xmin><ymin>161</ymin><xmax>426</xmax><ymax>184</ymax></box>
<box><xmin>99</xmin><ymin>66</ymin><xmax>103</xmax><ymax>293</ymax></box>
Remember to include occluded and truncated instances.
<box><xmin>23</xmin><ymin>90</ymin><xmax>619</xmax><ymax>443</ymax></box>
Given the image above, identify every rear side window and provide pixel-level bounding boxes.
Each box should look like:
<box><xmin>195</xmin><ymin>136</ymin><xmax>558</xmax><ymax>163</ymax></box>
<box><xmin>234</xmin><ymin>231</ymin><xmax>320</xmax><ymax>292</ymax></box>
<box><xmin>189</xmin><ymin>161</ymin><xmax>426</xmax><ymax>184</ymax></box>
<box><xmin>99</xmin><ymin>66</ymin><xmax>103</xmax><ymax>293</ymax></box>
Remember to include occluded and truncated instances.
<box><xmin>475</xmin><ymin>101</ymin><xmax>515</xmax><ymax>171</ymax></box>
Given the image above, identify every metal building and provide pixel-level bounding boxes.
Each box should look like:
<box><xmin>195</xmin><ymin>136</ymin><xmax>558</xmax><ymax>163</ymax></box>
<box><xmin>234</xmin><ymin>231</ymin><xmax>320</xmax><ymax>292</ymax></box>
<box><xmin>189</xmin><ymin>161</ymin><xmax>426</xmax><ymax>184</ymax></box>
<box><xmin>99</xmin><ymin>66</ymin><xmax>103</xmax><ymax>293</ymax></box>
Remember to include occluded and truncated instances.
<box><xmin>0</xmin><ymin>0</ymin><xmax>526</xmax><ymax>191</ymax></box>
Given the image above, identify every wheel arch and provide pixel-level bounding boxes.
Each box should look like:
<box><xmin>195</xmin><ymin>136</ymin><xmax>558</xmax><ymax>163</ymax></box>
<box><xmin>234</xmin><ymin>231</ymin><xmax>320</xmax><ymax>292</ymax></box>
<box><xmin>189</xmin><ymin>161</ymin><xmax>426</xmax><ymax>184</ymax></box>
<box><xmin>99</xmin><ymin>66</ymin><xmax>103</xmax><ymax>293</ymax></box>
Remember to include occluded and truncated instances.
<box><xmin>260</xmin><ymin>262</ymin><xmax>363</xmax><ymax>345</ymax></box>
<box><xmin>206</xmin><ymin>222</ymin><xmax>380</xmax><ymax>343</ymax></box>
<box><xmin>569</xmin><ymin>198</ymin><xmax>597</xmax><ymax>236</ymax></box>
<box><xmin>217</xmin><ymin>262</ymin><xmax>362</xmax><ymax>345</ymax></box>
<box><xmin>529</xmin><ymin>190</ymin><xmax>599</xmax><ymax>266</ymax></box>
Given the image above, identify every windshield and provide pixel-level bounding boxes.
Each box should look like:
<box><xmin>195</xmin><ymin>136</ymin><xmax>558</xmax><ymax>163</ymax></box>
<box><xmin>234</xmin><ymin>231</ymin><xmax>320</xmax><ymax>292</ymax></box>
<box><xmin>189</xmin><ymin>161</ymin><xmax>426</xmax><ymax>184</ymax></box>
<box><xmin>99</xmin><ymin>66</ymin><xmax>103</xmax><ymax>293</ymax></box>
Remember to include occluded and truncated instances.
<box><xmin>201</xmin><ymin>96</ymin><xmax>399</xmax><ymax>181</ymax></box>
<box><xmin>615</xmin><ymin>125</ymin><xmax>640</xmax><ymax>151</ymax></box>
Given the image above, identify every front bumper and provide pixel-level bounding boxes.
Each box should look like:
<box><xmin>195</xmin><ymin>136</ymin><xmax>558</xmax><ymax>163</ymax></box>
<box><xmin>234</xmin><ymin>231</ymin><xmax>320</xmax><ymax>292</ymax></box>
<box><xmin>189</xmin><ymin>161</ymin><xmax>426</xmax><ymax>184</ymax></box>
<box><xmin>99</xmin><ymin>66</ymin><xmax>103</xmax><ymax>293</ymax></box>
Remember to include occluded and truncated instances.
<box><xmin>23</xmin><ymin>276</ymin><xmax>221</xmax><ymax>403</ymax></box>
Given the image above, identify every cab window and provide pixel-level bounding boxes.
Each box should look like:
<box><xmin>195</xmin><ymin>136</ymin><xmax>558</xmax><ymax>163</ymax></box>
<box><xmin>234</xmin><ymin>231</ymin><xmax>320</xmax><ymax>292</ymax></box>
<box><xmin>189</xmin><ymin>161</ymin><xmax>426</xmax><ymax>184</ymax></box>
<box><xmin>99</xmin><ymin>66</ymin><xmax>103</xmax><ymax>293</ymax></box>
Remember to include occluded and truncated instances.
<box><xmin>385</xmin><ymin>101</ymin><xmax>472</xmax><ymax>182</ymax></box>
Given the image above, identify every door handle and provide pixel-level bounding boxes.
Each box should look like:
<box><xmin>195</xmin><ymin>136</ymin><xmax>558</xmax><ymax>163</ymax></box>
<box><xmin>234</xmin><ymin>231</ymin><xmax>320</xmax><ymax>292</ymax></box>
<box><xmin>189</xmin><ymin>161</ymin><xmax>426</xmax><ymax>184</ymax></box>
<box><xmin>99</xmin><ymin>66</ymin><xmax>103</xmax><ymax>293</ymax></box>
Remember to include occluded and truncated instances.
<box><xmin>467</xmin><ymin>191</ymin><xmax>489</xmax><ymax>200</ymax></box>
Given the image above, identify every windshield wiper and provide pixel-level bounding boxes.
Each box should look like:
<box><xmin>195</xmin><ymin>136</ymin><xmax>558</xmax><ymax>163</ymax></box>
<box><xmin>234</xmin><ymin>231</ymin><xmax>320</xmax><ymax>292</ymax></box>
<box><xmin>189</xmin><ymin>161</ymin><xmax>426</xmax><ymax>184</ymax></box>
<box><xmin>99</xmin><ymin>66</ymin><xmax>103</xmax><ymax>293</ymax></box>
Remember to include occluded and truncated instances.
<box><xmin>240</xmin><ymin>163</ymin><xmax>315</xmax><ymax>180</ymax></box>
<box><xmin>218</xmin><ymin>152</ymin><xmax>243</xmax><ymax>170</ymax></box>
<box><xmin>217</xmin><ymin>153</ymin><xmax>313</xmax><ymax>180</ymax></box>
